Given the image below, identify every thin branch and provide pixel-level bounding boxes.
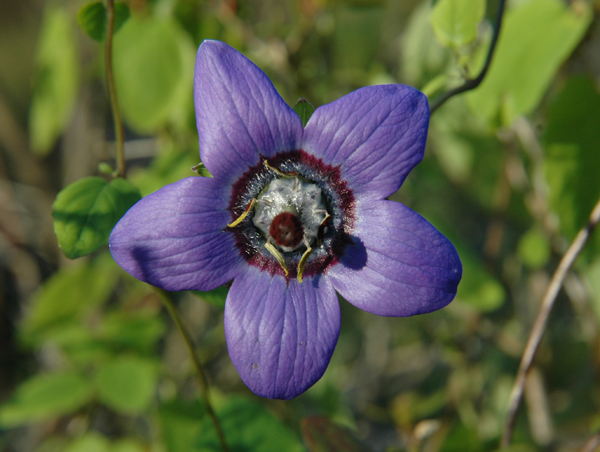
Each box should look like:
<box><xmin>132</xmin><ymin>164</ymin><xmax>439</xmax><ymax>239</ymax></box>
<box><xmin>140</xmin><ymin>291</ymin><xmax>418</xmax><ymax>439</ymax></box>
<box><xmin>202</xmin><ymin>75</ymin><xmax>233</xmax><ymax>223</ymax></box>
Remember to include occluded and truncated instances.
<box><xmin>156</xmin><ymin>288</ymin><xmax>230</xmax><ymax>452</ymax></box>
<box><xmin>501</xmin><ymin>197</ymin><xmax>600</xmax><ymax>448</ymax></box>
<box><xmin>105</xmin><ymin>0</ymin><xmax>126</xmax><ymax>178</ymax></box>
<box><xmin>429</xmin><ymin>0</ymin><xmax>506</xmax><ymax>115</ymax></box>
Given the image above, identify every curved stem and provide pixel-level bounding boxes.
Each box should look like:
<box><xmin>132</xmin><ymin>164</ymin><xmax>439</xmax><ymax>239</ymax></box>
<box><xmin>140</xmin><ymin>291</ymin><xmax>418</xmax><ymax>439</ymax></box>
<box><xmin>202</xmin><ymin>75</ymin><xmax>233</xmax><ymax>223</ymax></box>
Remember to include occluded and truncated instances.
<box><xmin>156</xmin><ymin>288</ymin><xmax>230</xmax><ymax>452</ymax></box>
<box><xmin>501</xmin><ymin>197</ymin><xmax>600</xmax><ymax>448</ymax></box>
<box><xmin>105</xmin><ymin>0</ymin><xmax>126</xmax><ymax>178</ymax></box>
<box><xmin>429</xmin><ymin>0</ymin><xmax>506</xmax><ymax>115</ymax></box>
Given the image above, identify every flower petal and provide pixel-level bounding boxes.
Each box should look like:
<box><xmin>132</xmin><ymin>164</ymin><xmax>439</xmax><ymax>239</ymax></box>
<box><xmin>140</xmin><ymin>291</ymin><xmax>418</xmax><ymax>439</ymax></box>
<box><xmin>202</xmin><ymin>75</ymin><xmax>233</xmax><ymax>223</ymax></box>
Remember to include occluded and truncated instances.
<box><xmin>194</xmin><ymin>41</ymin><xmax>304</xmax><ymax>182</ymax></box>
<box><xmin>224</xmin><ymin>268</ymin><xmax>340</xmax><ymax>399</ymax></box>
<box><xmin>109</xmin><ymin>177</ymin><xmax>243</xmax><ymax>291</ymax></box>
<box><xmin>328</xmin><ymin>200</ymin><xmax>461</xmax><ymax>316</ymax></box>
<box><xmin>303</xmin><ymin>85</ymin><xmax>429</xmax><ymax>199</ymax></box>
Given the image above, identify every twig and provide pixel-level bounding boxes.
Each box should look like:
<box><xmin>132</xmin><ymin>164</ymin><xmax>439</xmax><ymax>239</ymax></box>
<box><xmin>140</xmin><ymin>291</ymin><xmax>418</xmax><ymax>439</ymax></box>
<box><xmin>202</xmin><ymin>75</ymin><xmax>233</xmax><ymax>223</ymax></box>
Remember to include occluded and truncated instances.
<box><xmin>501</xmin><ymin>197</ymin><xmax>600</xmax><ymax>448</ymax></box>
<box><xmin>580</xmin><ymin>432</ymin><xmax>600</xmax><ymax>452</ymax></box>
<box><xmin>105</xmin><ymin>0</ymin><xmax>127</xmax><ymax>178</ymax></box>
<box><xmin>155</xmin><ymin>288</ymin><xmax>230</xmax><ymax>452</ymax></box>
<box><xmin>429</xmin><ymin>0</ymin><xmax>506</xmax><ymax>115</ymax></box>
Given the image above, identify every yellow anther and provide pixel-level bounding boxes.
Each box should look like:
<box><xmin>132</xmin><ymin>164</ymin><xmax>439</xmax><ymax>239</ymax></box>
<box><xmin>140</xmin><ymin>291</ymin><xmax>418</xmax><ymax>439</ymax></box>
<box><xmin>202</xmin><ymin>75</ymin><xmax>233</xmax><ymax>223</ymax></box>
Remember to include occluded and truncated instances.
<box><xmin>297</xmin><ymin>238</ymin><xmax>313</xmax><ymax>283</ymax></box>
<box><xmin>317</xmin><ymin>213</ymin><xmax>331</xmax><ymax>247</ymax></box>
<box><xmin>264</xmin><ymin>160</ymin><xmax>297</xmax><ymax>178</ymax></box>
<box><xmin>264</xmin><ymin>239</ymin><xmax>289</xmax><ymax>277</ymax></box>
<box><xmin>227</xmin><ymin>198</ymin><xmax>256</xmax><ymax>228</ymax></box>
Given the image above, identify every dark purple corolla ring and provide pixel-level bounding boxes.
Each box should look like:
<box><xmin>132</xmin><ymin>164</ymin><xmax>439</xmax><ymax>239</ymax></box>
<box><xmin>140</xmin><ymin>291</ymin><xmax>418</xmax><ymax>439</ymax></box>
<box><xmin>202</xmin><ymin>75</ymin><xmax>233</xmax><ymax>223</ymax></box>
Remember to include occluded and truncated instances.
<box><xmin>109</xmin><ymin>40</ymin><xmax>462</xmax><ymax>400</ymax></box>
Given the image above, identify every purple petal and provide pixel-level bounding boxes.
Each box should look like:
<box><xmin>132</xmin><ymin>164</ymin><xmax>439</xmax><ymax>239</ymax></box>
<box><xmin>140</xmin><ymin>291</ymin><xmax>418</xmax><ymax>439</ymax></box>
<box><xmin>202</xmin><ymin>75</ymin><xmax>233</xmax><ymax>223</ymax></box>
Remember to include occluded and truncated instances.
<box><xmin>303</xmin><ymin>85</ymin><xmax>429</xmax><ymax>199</ymax></box>
<box><xmin>109</xmin><ymin>177</ymin><xmax>243</xmax><ymax>292</ymax></box>
<box><xmin>194</xmin><ymin>41</ymin><xmax>304</xmax><ymax>183</ymax></box>
<box><xmin>327</xmin><ymin>200</ymin><xmax>461</xmax><ymax>316</ymax></box>
<box><xmin>224</xmin><ymin>268</ymin><xmax>340</xmax><ymax>399</ymax></box>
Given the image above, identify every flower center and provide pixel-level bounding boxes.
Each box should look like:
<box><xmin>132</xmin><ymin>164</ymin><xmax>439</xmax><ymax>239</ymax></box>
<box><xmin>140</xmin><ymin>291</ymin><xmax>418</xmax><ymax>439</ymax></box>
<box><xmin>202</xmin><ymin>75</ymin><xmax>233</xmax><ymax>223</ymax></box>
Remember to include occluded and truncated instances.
<box><xmin>269</xmin><ymin>212</ymin><xmax>304</xmax><ymax>249</ymax></box>
<box><xmin>252</xmin><ymin>177</ymin><xmax>327</xmax><ymax>253</ymax></box>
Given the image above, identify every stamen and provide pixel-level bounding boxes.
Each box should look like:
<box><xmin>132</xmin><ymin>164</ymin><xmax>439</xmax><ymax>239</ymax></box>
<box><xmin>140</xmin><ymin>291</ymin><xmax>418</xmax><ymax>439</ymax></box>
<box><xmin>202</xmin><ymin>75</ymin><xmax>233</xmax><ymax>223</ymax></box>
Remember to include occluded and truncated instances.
<box><xmin>317</xmin><ymin>213</ymin><xmax>331</xmax><ymax>246</ymax></box>
<box><xmin>264</xmin><ymin>159</ymin><xmax>297</xmax><ymax>177</ymax></box>
<box><xmin>264</xmin><ymin>239</ymin><xmax>289</xmax><ymax>277</ymax></box>
<box><xmin>227</xmin><ymin>198</ymin><xmax>256</xmax><ymax>228</ymax></box>
<box><xmin>297</xmin><ymin>237</ymin><xmax>313</xmax><ymax>283</ymax></box>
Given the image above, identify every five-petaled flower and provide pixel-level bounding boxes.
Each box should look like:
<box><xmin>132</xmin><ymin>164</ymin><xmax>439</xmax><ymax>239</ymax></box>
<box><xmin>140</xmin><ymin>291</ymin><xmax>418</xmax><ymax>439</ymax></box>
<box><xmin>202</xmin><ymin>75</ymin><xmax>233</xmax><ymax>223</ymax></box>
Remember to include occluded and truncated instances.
<box><xmin>109</xmin><ymin>40</ymin><xmax>462</xmax><ymax>399</ymax></box>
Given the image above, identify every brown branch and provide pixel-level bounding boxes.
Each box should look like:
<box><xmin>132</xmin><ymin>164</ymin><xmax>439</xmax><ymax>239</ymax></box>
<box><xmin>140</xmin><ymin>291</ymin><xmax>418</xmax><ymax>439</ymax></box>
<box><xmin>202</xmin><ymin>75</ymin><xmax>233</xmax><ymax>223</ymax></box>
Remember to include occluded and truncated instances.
<box><xmin>501</xmin><ymin>197</ymin><xmax>600</xmax><ymax>448</ymax></box>
<box><xmin>156</xmin><ymin>289</ymin><xmax>230</xmax><ymax>452</ymax></box>
<box><xmin>429</xmin><ymin>0</ymin><xmax>506</xmax><ymax>115</ymax></box>
<box><xmin>580</xmin><ymin>432</ymin><xmax>600</xmax><ymax>452</ymax></box>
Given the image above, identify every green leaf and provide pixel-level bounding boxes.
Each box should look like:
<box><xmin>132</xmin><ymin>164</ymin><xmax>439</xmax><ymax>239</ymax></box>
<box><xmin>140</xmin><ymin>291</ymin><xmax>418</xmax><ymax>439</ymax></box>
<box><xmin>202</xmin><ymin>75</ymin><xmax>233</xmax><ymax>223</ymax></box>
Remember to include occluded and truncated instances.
<box><xmin>95</xmin><ymin>356</ymin><xmax>158</xmax><ymax>414</ymax></box>
<box><xmin>292</xmin><ymin>98</ymin><xmax>315</xmax><ymax>128</ymax></box>
<box><xmin>64</xmin><ymin>434</ymin><xmax>110</xmax><ymax>452</ymax></box>
<box><xmin>21</xmin><ymin>254</ymin><xmax>118</xmax><ymax>345</ymax></box>
<box><xmin>52</xmin><ymin>176</ymin><xmax>141</xmax><ymax>259</ymax></box>
<box><xmin>301</xmin><ymin>417</ymin><xmax>366</xmax><ymax>452</ymax></box>
<box><xmin>0</xmin><ymin>372</ymin><xmax>93</xmax><ymax>427</ymax></box>
<box><xmin>195</xmin><ymin>396</ymin><xmax>305</xmax><ymax>452</ymax></box>
<box><xmin>543</xmin><ymin>76</ymin><xmax>600</xmax><ymax>255</ymax></box>
<box><xmin>29</xmin><ymin>7</ymin><xmax>79</xmax><ymax>155</ymax></box>
<box><xmin>191</xmin><ymin>285</ymin><xmax>229</xmax><ymax>309</ymax></box>
<box><xmin>430</xmin><ymin>0</ymin><xmax>485</xmax><ymax>48</ymax></box>
<box><xmin>517</xmin><ymin>229</ymin><xmax>551</xmax><ymax>269</ymax></box>
<box><xmin>113</xmin><ymin>16</ymin><xmax>195</xmax><ymax>132</ymax></box>
<box><xmin>159</xmin><ymin>399</ymin><xmax>207</xmax><ymax>452</ymax></box>
<box><xmin>456</xmin><ymin>247</ymin><xmax>505</xmax><ymax>312</ymax></box>
<box><xmin>100</xmin><ymin>309</ymin><xmax>166</xmax><ymax>351</ymax></box>
<box><xmin>77</xmin><ymin>2</ymin><xmax>130</xmax><ymax>42</ymax></box>
<box><xmin>467</xmin><ymin>0</ymin><xmax>592</xmax><ymax>125</ymax></box>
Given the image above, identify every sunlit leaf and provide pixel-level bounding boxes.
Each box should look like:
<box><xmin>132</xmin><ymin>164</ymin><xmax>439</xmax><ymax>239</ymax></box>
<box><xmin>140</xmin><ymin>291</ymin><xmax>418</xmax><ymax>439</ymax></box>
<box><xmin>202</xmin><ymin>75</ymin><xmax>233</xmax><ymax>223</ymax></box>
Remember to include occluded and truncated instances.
<box><xmin>64</xmin><ymin>434</ymin><xmax>110</xmax><ymax>452</ymax></box>
<box><xmin>113</xmin><ymin>16</ymin><xmax>195</xmax><ymax>132</ymax></box>
<box><xmin>456</xmin><ymin>247</ymin><xmax>505</xmax><ymax>312</ymax></box>
<box><xmin>29</xmin><ymin>7</ymin><xmax>79</xmax><ymax>155</ymax></box>
<box><xmin>517</xmin><ymin>229</ymin><xmax>550</xmax><ymax>269</ymax></box>
<box><xmin>0</xmin><ymin>372</ymin><xmax>93</xmax><ymax>427</ymax></box>
<box><xmin>467</xmin><ymin>0</ymin><xmax>592</xmax><ymax>124</ymax></box>
<box><xmin>53</xmin><ymin>176</ymin><xmax>141</xmax><ymax>259</ymax></box>
<box><xmin>95</xmin><ymin>356</ymin><xmax>158</xmax><ymax>414</ymax></box>
<box><xmin>431</xmin><ymin>0</ymin><xmax>485</xmax><ymax>48</ymax></box>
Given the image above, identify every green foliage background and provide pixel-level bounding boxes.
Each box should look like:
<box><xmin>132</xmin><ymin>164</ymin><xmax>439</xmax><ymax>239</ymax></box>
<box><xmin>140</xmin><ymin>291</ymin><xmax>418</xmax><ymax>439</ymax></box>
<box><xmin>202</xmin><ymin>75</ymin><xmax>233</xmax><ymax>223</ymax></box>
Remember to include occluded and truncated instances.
<box><xmin>1</xmin><ymin>0</ymin><xmax>600</xmax><ymax>451</ymax></box>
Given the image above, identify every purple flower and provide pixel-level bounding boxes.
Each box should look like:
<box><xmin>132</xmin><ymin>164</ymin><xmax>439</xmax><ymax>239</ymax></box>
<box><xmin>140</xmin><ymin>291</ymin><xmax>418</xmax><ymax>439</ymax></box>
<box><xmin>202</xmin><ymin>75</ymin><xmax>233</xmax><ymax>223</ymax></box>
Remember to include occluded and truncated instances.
<box><xmin>109</xmin><ymin>40</ymin><xmax>462</xmax><ymax>399</ymax></box>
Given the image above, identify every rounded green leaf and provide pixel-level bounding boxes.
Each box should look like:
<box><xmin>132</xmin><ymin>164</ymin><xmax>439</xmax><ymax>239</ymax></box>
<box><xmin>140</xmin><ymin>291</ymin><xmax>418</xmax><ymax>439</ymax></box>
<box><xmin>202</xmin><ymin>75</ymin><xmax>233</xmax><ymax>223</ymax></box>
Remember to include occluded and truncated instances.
<box><xmin>112</xmin><ymin>16</ymin><xmax>195</xmax><ymax>132</ymax></box>
<box><xmin>517</xmin><ymin>229</ymin><xmax>551</xmax><ymax>269</ymax></box>
<box><xmin>95</xmin><ymin>356</ymin><xmax>158</xmax><ymax>414</ymax></box>
<box><xmin>64</xmin><ymin>434</ymin><xmax>110</xmax><ymax>452</ymax></box>
<box><xmin>431</xmin><ymin>0</ymin><xmax>485</xmax><ymax>48</ymax></box>
<box><xmin>52</xmin><ymin>176</ymin><xmax>141</xmax><ymax>259</ymax></box>
<box><xmin>0</xmin><ymin>372</ymin><xmax>93</xmax><ymax>427</ymax></box>
<box><xmin>29</xmin><ymin>7</ymin><xmax>79</xmax><ymax>155</ymax></box>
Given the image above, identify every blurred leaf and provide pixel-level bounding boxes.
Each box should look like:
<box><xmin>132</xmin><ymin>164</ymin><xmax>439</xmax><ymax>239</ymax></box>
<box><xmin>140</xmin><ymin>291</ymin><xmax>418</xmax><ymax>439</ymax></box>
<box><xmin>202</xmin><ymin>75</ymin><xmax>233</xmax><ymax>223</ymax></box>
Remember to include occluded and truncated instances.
<box><xmin>64</xmin><ymin>434</ymin><xmax>110</xmax><ymax>452</ymax></box>
<box><xmin>77</xmin><ymin>2</ymin><xmax>130</xmax><ymax>42</ymax></box>
<box><xmin>191</xmin><ymin>285</ymin><xmax>229</xmax><ymax>309</ymax></box>
<box><xmin>456</xmin><ymin>248</ymin><xmax>505</xmax><ymax>312</ymax></box>
<box><xmin>113</xmin><ymin>16</ymin><xmax>195</xmax><ymax>132</ymax></box>
<box><xmin>95</xmin><ymin>356</ymin><xmax>158</xmax><ymax>414</ymax></box>
<box><xmin>431</xmin><ymin>0</ymin><xmax>485</xmax><ymax>48</ymax></box>
<box><xmin>467</xmin><ymin>0</ymin><xmax>592</xmax><ymax>125</ymax></box>
<box><xmin>0</xmin><ymin>372</ymin><xmax>93</xmax><ymax>427</ymax></box>
<box><xmin>543</xmin><ymin>76</ymin><xmax>600</xmax><ymax>256</ymax></box>
<box><xmin>301</xmin><ymin>416</ymin><xmax>366</xmax><ymax>452</ymax></box>
<box><xmin>401</xmin><ymin>1</ymin><xmax>452</xmax><ymax>89</ymax></box>
<box><xmin>195</xmin><ymin>396</ymin><xmax>304</xmax><ymax>452</ymax></box>
<box><xmin>293</xmin><ymin>98</ymin><xmax>315</xmax><ymax>128</ymax></box>
<box><xmin>101</xmin><ymin>309</ymin><xmax>166</xmax><ymax>351</ymax></box>
<box><xmin>29</xmin><ymin>7</ymin><xmax>79</xmax><ymax>155</ymax></box>
<box><xmin>517</xmin><ymin>229</ymin><xmax>550</xmax><ymax>269</ymax></box>
<box><xmin>112</xmin><ymin>438</ymin><xmax>146</xmax><ymax>452</ymax></box>
<box><xmin>53</xmin><ymin>176</ymin><xmax>141</xmax><ymax>259</ymax></box>
<box><xmin>22</xmin><ymin>254</ymin><xmax>118</xmax><ymax>345</ymax></box>
<box><xmin>159</xmin><ymin>399</ymin><xmax>206</xmax><ymax>452</ymax></box>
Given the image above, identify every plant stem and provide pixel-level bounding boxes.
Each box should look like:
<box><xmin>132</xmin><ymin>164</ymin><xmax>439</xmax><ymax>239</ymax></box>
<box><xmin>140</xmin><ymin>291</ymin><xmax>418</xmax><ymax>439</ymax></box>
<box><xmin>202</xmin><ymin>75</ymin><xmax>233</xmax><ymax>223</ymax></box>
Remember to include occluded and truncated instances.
<box><xmin>501</xmin><ymin>197</ymin><xmax>600</xmax><ymax>448</ymax></box>
<box><xmin>429</xmin><ymin>0</ymin><xmax>506</xmax><ymax>115</ymax></box>
<box><xmin>155</xmin><ymin>288</ymin><xmax>230</xmax><ymax>452</ymax></box>
<box><xmin>105</xmin><ymin>0</ymin><xmax>126</xmax><ymax>178</ymax></box>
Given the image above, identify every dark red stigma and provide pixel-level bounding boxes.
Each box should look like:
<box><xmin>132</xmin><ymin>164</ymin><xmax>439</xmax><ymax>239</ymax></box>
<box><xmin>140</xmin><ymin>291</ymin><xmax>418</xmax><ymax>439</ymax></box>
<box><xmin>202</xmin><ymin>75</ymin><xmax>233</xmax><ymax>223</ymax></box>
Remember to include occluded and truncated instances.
<box><xmin>269</xmin><ymin>212</ymin><xmax>304</xmax><ymax>249</ymax></box>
